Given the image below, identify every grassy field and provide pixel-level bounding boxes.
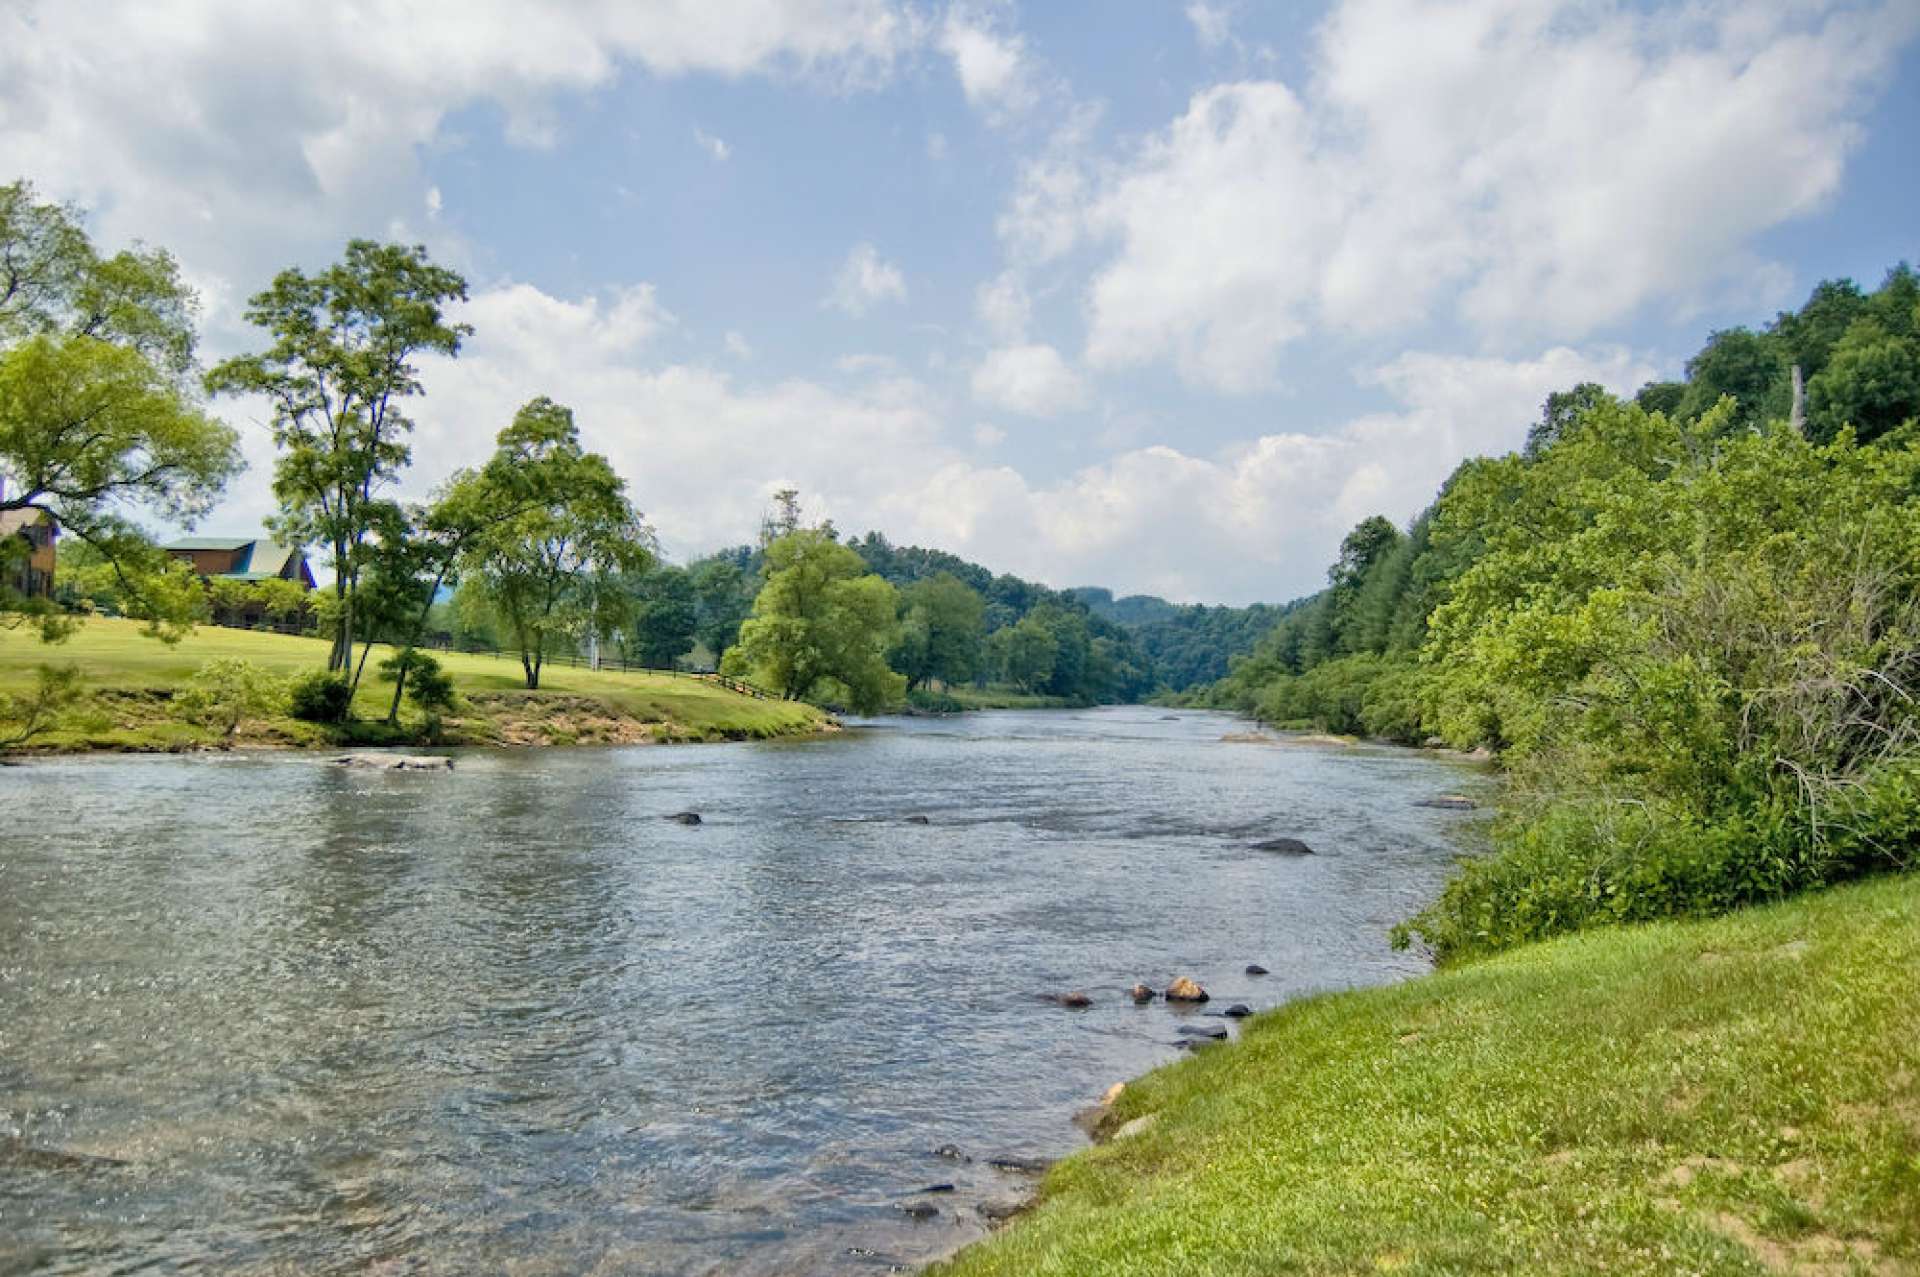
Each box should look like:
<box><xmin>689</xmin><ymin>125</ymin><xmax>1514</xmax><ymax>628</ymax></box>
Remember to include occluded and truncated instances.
<box><xmin>0</xmin><ymin>617</ymin><xmax>829</xmax><ymax>750</ymax></box>
<box><xmin>935</xmin><ymin>874</ymin><xmax>1920</xmax><ymax>1276</ymax></box>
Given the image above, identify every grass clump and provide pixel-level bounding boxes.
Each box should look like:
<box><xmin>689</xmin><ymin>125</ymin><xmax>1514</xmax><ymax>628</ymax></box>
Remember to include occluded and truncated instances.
<box><xmin>934</xmin><ymin>873</ymin><xmax>1920</xmax><ymax>1277</ymax></box>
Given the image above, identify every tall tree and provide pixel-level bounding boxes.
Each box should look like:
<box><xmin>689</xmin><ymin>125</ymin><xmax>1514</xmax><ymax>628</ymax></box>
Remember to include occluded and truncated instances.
<box><xmin>1</xmin><ymin>180</ymin><xmax>238</xmax><ymax>639</ymax></box>
<box><xmin>726</xmin><ymin>528</ymin><xmax>904</xmax><ymax>711</ymax></box>
<box><xmin>891</xmin><ymin>572</ymin><xmax>986</xmax><ymax>691</ymax></box>
<box><xmin>207</xmin><ymin>240</ymin><xmax>469</xmax><ymax>680</ymax></box>
<box><xmin>463</xmin><ymin>397</ymin><xmax>651</xmax><ymax>689</ymax></box>
<box><xmin>628</xmin><ymin>564</ymin><xmax>699</xmax><ymax>668</ymax></box>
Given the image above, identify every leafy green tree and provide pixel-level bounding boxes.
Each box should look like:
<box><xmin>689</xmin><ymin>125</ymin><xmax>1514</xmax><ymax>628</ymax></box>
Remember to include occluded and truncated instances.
<box><xmin>1</xmin><ymin>180</ymin><xmax>239</xmax><ymax>640</ymax></box>
<box><xmin>462</xmin><ymin>397</ymin><xmax>651</xmax><ymax>689</ymax></box>
<box><xmin>892</xmin><ymin>572</ymin><xmax>986</xmax><ymax>691</ymax></box>
<box><xmin>689</xmin><ymin>556</ymin><xmax>754</xmax><ymax>659</ymax></box>
<box><xmin>993</xmin><ymin>614</ymin><xmax>1057</xmax><ymax>693</ymax></box>
<box><xmin>207</xmin><ymin>240</ymin><xmax>470</xmax><ymax>677</ymax></box>
<box><xmin>1676</xmin><ymin>327</ymin><xmax>1788</xmax><ymax>430</ymax></box>
<box><xmin>1525</xmin><ymin>382</ymin><xmax>1617</xmax><ymax>456</ymax></box>
<box><xmin>1633</xmin><ymin>380</ymin><xmax>1686</xmax><ymax>416</ymax></box>
<box><xmin>725</xmin><ymin>528</ymin><xmax>904</xmax><ymax>711</ymax></box>
<box><xmin>628</xmin><ymin>564</ymin><xmax>699</xmax><ymax>668</ymax></box>
<box><xmin>174</xmin><ymin>657</ymin><xmax>283</xmax><ymax>740</ymax></box>
<box><xmin>1806</xmin><ymin>321</ymin><xmax>1920</xmax><ymax>445</ymax></box>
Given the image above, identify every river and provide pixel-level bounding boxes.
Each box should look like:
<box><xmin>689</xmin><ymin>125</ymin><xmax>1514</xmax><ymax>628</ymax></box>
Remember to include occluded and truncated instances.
<box><xmin>1</xmin><ymin>707</ymin><xmax>1486</xmax><ymax>1275</ymax></box>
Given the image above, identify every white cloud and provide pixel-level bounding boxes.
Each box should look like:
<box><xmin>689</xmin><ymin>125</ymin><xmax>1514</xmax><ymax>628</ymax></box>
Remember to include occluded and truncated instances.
<box><xmin>972</xmin><ymin>422</ymin><xmax>1007</xmax><ymax>448</ymax></box>
<box><xmin>693</xmin><ymin>127</ymin><xmax>731</xmax><ymax>161</ymax></box>
<box><xmin>425</xmin><ymin>185</ymin><xmax>443</xmax><ymax>217</ymax></box>
<box><xmin>724</xmin><ymin>330</ymin><xmax>754</xmax><ymax>359</ymax></box>
<box><xmin>939</xmin><ymin>4</ymin><xmax>1041</xmax><ymax>122</ymax></box>
<box><xmin>825</xmin><ymin>242</ymin><xmax>908</xmax><ymax>315</ymax></box>
<box><xmin>1072</xmin><ymin>0</ymin><xmax>1919</xmax><ymax>392</ymax></box>
<box><xmin>0</xmin><ymin>0</ymin><xmax>917</xmax><ymax>302</ymax></box>
<box><xmin>970</xmin><ymin>343</ymin><xmax>1089</xmax><ymax>417</ymax></box>
<box><xmin>1185</xmin><ymin>2</ymin><xmax>1235</xmax><ymax>50</ymax></box>
<box><xmin>974</xmin><ymin>270</ymin><xmax>1031</xmax><ymax>343</ymax></box>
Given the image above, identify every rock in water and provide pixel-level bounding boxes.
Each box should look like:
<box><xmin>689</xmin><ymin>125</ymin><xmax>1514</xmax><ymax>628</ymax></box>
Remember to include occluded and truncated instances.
<box><xmin>1177</xmin><ymin>1024</ymin><xmax>1229</xmax><ymax>1040</ymax></box>
<box><xmin>1050</xmin><ymin>991</ymin><xmax>1092</xmax><ymax>1008</ymax></box>
<box><xmin>898</xmin><ymin>1201</ymin><xmax>939</xmax><ymax>1220</ymax></box>
<box><xmin>331</xmin><ymin>753</ymin><xmax>453</xmax><ymax>771</ymax></box>
<box><xmin>665</xmin><ymin>811</ymin><xmax>702</xmax><ymax>825</ymax></box>
<box><xmin>1165</xmin><ymin>976</ymin><xmax>1209</xmax><ymax>1003</ymax></box>
<box><xmin>931</xmin><ymin>1143</ymin><xmax>971</xmax><ymax>1162</ymax></box>
<box><xmin>903</xmin><ymin>814</ymin><xmax>931</xmax><ymax>825</ymax></box>
<box><xmin>1244</xmin><ymin>963</ymin><xmax>1269</xmax><ymax>976</ymax></box>
<box><xmin>977</xmin><ymin>1200</ymin><xmax>1026</xmax><ymax>1222</ymax></box>
<box><xmin>1223</xmin><ymin>1004</ymin><xmax>1253</xmax><ymax>1018</ymax></box>
<box><xmin>1414</xmin><ymin>795</ymin><xmax>1478</xmax><ymax>810</ymax></box>
<box><xmin>1252</xmin><ymin>836</ymin><xmax>1314</xmax><ymax>854</ymax></box>
<box><xmin>986</xmin><ymin>1154</ymin><xmax>1052</xmax><ymax>1173</ymax></box>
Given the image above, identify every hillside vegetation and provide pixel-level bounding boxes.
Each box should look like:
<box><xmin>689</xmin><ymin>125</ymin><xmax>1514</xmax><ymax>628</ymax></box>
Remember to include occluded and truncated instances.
<box><xmin>936</xmin><ymin>873</ymin><xmax>1920</xmax><ymax>1277</ymax></box>
<box><xmin>1193</xmin><ymin>264</ymin><xmax>1920</xmax><ymax>962</ymax></box>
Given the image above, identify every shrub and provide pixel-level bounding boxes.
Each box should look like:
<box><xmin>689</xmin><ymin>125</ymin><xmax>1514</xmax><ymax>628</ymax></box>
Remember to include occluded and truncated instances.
<box><xmin>288</xmin><ymin>670</ymin><xmax>353</xmax><ymax>723</ymax></box>
<box><xmin>378</xmin><ymin>649</ymin><xmax>455</xmax><ymax>712</ymax></box>
<box><xmin>174</xmin><ymin>657</ymin><xmax>284</xmax><ymax>739</ymax></box>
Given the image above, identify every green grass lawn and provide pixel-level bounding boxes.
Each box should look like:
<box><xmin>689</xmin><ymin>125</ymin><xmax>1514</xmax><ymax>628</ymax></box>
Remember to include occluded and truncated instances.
<box><xmin>934</xmin><ymin>874</ymin><xmax>1920</xmax><ymax>1276</ymax></box>
<box><xmin>0</xmin><ymin>616</ymin><xmax>828</xmax><ymax>750</ymax></box>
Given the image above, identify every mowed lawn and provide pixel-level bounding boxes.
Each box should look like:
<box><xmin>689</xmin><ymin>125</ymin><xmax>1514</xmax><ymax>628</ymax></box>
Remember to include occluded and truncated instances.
<box><xmin>0</xmin><ymin>616</ymin><xmax>826</xmax><ymax>748</ymax></box>
<box><xmin>934</xmin><ymin>873</ymin><xmax>1920</xmax><ymax>1276</ymax></box>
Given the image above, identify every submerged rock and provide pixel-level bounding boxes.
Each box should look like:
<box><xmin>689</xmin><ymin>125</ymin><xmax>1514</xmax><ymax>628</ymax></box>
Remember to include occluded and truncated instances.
<box><xmin>1414</xmin><ymin>795</ymin><xmax>1478</xmax><ymax>810</ymax></box>
<box><xmin>986</xmin><ymin>1154</ymin><xmax>1053</xmax><ymax>1174</ymax></box>
<box><xmin>1244</xmin><ymin>963</ymin><xmax>1269</xmax><ymax>976</ymax></box>
<box><xmin>898</xmin><ymin>1201</ymin><xmax>939</xmax><ymax>1220</ymax></box>
<box><xmin>916</xmin><ymin>1183</ymin><xmax>956</xmax><ymax>1194</ymax></box>
<box><xmin>331</xmin><ymin>753</ymin><xmax>452</xmax><ymax>771</ymax></box>
<box><xmin>1252</xmin><ymin>836</ymin><xmax>1314</xmax><ymax>855</ymax></box>
<box><xmin>1049</xmin><ymin>991</ymin><xmax>1093</xmax><ymax>1008</ymax></box>
<box><xmin>1165</xmin><ymin>976</ymin><xmax>1209</xmax><ymax>1003</ymax></box>
<box><xmin>1129</xmin><ymin>982</ymin><xmax>1158</xmax><ymax>1002</ymax></box>
<box><xmin>1177</xmin><ymin>1024</ymin><xmax>1229</xmax><ymax>1040</ymax></box>
<box><xmin>977</xmin><ymin>1199</ymin><xmax>1027</xmax><ymax>1222</ymax></box>
<box><xmin>665</xmin><ymin>811</ymin><xmax>702</xmax><ymax>825</ymax></box>
<box><xmin>1223</xmin><ymin>1004</ymin><xmax>1253</xmax><ymax>1019</ymax></box>
<box><xmin>931</xmin><ymin>1143</ymin><xmax>971</xmax><ymax>1162</ymax></box>
<box><xmin>903</xmin><ymin>814</ymin><xmax>931</xmax><ymax>825</ymax></box>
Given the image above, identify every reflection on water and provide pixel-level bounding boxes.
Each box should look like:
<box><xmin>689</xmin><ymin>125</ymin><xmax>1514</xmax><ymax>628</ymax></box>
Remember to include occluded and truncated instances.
<box><xmin>1</xmin><ymin>708</ymin><xmax>1486</xmax><ymax>1275</ymax></box>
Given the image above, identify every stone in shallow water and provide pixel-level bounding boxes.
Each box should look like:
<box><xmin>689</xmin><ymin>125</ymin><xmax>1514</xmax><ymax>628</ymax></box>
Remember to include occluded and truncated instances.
<box><xmin>1223</xmin><ymin>1004</ymin><xmax>1253</xmax><ymax>1018</ymax></box>
<box><xmin>897</xmin><ymin>1200</ymin><xmax>939</xmax><ymax>1220</ymax></box>
<box><xmin>1245</xmin><ymin>963</ymin><xmax>1269</xmax><ymax>976</ymax></box>
<box><xmin>1051</xmin><ymin>990</ymin><xmax>1092</xmax><ymax>1008</ymax></box>
<box><xmin>1165</xmin><ymin>976</ymin><xmax>1208</xmax><ymax>1002</ymax></box>
<box><xmin>931</xmin><ymin>1143</ymin><xmax>970</xmax><ymax>1162</ymax></box>
<box><xmin>977</xmin><ymin>1199</ymin><xmax>1026</xmax><ymax>1222</ymax></box>
<box><xmin>665</xmin><ymin>811</ymin><xmax>702</xmax><ymax>825</ymax></box>
<box><xmin>1130</xmin><ymin>982</ymin><xmax>1158</xmax><ymax>1002</ymax></box>
<box><xmin>986</xmin><ymin>1154</ymin><xmax>1052</xmax><ymax>1173</ymax></box>
<box><xmin>331</xmin><ymin>753</ymin><xmax>452</xmax><ymax>771</ymax></box>
<box><xmin>1251</xmin><ymin>836</ymin><xmax>1313</xmax><ymax>854</ymax></box>
<box><xmin>1177</xmin><ymin>1024</ymin><xmax>1229</xmax><ymax>1040</ymax></box>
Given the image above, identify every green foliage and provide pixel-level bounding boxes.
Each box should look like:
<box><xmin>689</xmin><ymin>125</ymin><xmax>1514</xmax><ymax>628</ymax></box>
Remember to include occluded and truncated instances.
<box><xmin>207</xmin><ymin>239</ymin><xmax>470</xmax><ymax>678</ymax></box>
<box><xmin>627</xmin><ymin>564</ymin><xmax>699</xmax><ymax>668</ymax></box>
<box><xmin>287</xmin><ymin>669</ymin><xmax>353</xmax><ymax>724</ymax></box>
<box><xmin>378</xmin><ymin>648</ymin><xmax>455</xmax><ymax>712</ymax></box>
<box><xmin>892</xmin><ymin>572</ymin><xmax>987</xmax><ymax>691</ymax></box>
<box><xmin>0</xmin><ymin>662</ymin><xmax>81</xmax><ymax>747</ymax></box>
<box><xmin>461</xmin><ymin>397</ymin><xmax>653</xmax><ymax>689</ymax></box>
<box><xmin>726</xmin><ymin>528</ymin><xmax>905</xmax><ymax>713</ymax></box>
<box><xmin>173</xmin><ymin>657</ymin><xmax>284</xmax><ymax>739</ymax></box>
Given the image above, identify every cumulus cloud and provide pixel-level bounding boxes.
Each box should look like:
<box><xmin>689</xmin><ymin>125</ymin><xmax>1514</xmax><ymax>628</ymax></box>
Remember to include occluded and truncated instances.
<box><xmin>939</xmin><ymin>3</ymin><xmax>1042</xmax><ymax>122</ymax></box>
<box><xmin>825</xmin><ymin>242</ymin><xmax>909</xmax><ymax>315</ymax></box>
<box><xmin>389</xmin><ymin>281</ymin><xmax>1650</xmax><ymax>602</ymax></box>
<box><xmin>970</xmin><ymin>344</ymin><xmax>1089</xmax><ymax>417</ymax></box>
<box><xmin>974</xmin><ymin>270</ymin><xmax>1032</xmax><ymax>343</ymax></box>
<box><xmin>1074</xmin><ymin>0</ymin><xmax>1918</xmax><ymax>392</ymax></box>
<box><xmin>1185</xmin><ymin>2</ymin><xmax>1236</xmax><ymax>49</ymax></box>
<box><xmin>0</xmin><ymin>0</ymin><xmax>916</xmax><ymax>302</ymax></box>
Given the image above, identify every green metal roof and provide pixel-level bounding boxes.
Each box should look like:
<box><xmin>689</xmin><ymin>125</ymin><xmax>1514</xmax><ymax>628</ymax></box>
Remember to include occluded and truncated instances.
<box><xmin>164</xmin><ymin>536</ymin><xmax>256</xmax><ymax>551</ymax></box>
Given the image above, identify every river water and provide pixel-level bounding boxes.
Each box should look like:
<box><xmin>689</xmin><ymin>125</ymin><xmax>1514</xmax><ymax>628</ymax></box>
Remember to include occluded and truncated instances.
<box><xmin>1</xmin><ymin>708</ymin><xmax>1485</xmax><ymax>1275</ymax></box>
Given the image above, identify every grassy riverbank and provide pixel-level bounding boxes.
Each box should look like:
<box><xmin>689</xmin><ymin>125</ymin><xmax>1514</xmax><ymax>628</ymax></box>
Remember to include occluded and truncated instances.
<box><xmin>935</xmin><ymin>873</ymin><xmax>1920</xmax><ymax>1276</ymax></box>
<box><xmin>0</xmin><ymin>617</ymin><xmax>829</xmax><ymax>751</ymax></box>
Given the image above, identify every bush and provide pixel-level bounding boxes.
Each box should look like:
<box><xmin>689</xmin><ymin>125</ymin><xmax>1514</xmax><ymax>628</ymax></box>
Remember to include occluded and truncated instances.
<box><xmin>174</xmin><ymin>657</ymin><xmax>284</xmax><ymax>739</ymax></box>
<box><xmin>378</xmin><ymin>649</ymin><xmax>455</xmax><ymax>712</ymax></box>
<box><xmin>288</xmin><ymin>670</ymin><xmax>353</xmax><ymax>723</ymax></box>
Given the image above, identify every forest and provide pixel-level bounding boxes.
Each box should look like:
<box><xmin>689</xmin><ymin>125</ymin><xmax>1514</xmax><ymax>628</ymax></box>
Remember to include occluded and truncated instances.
<box><xmin>1186</xmin><ymin>264</ymin><xmax>1920</xmax><ymax>961</ymax></box>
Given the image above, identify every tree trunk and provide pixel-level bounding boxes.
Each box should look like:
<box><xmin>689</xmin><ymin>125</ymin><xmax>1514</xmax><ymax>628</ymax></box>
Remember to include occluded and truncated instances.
<box><xmin>1790</xmin><ymin>363</ymin><xmax>1807</xmax><ymax>435</ymax></box>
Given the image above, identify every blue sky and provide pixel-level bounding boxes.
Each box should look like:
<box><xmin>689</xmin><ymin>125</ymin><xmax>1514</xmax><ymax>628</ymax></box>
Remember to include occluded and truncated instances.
<box><xmin>4</xmin><ymin>0</ymin><xmax>1916</xmax><ymax>603</ymax></box>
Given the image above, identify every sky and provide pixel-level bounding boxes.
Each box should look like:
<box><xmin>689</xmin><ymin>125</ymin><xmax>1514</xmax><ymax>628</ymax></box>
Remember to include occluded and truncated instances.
<box><xmin>3</xmin><ymin>0</ymin><xmax>1916</xmax><ymax>605</ymax></box>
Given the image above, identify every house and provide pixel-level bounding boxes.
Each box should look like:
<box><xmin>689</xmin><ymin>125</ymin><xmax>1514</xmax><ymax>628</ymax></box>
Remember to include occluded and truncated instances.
<box><xmin>1</xmin><ymin>508</ymin><xmax>59</xmax><ymax>600</ymax></box>
<box><xmin>164</xmin><ymin>537</ymin><xmax>316</xmax><ymax>590</ymax></box>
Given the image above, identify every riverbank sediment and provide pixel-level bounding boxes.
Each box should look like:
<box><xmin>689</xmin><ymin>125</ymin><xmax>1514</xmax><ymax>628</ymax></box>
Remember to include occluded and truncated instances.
<box><xmin>932</xmin><ymin>872</ymin><xmax>1920</xmax><ymax>1275</ymax></box>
